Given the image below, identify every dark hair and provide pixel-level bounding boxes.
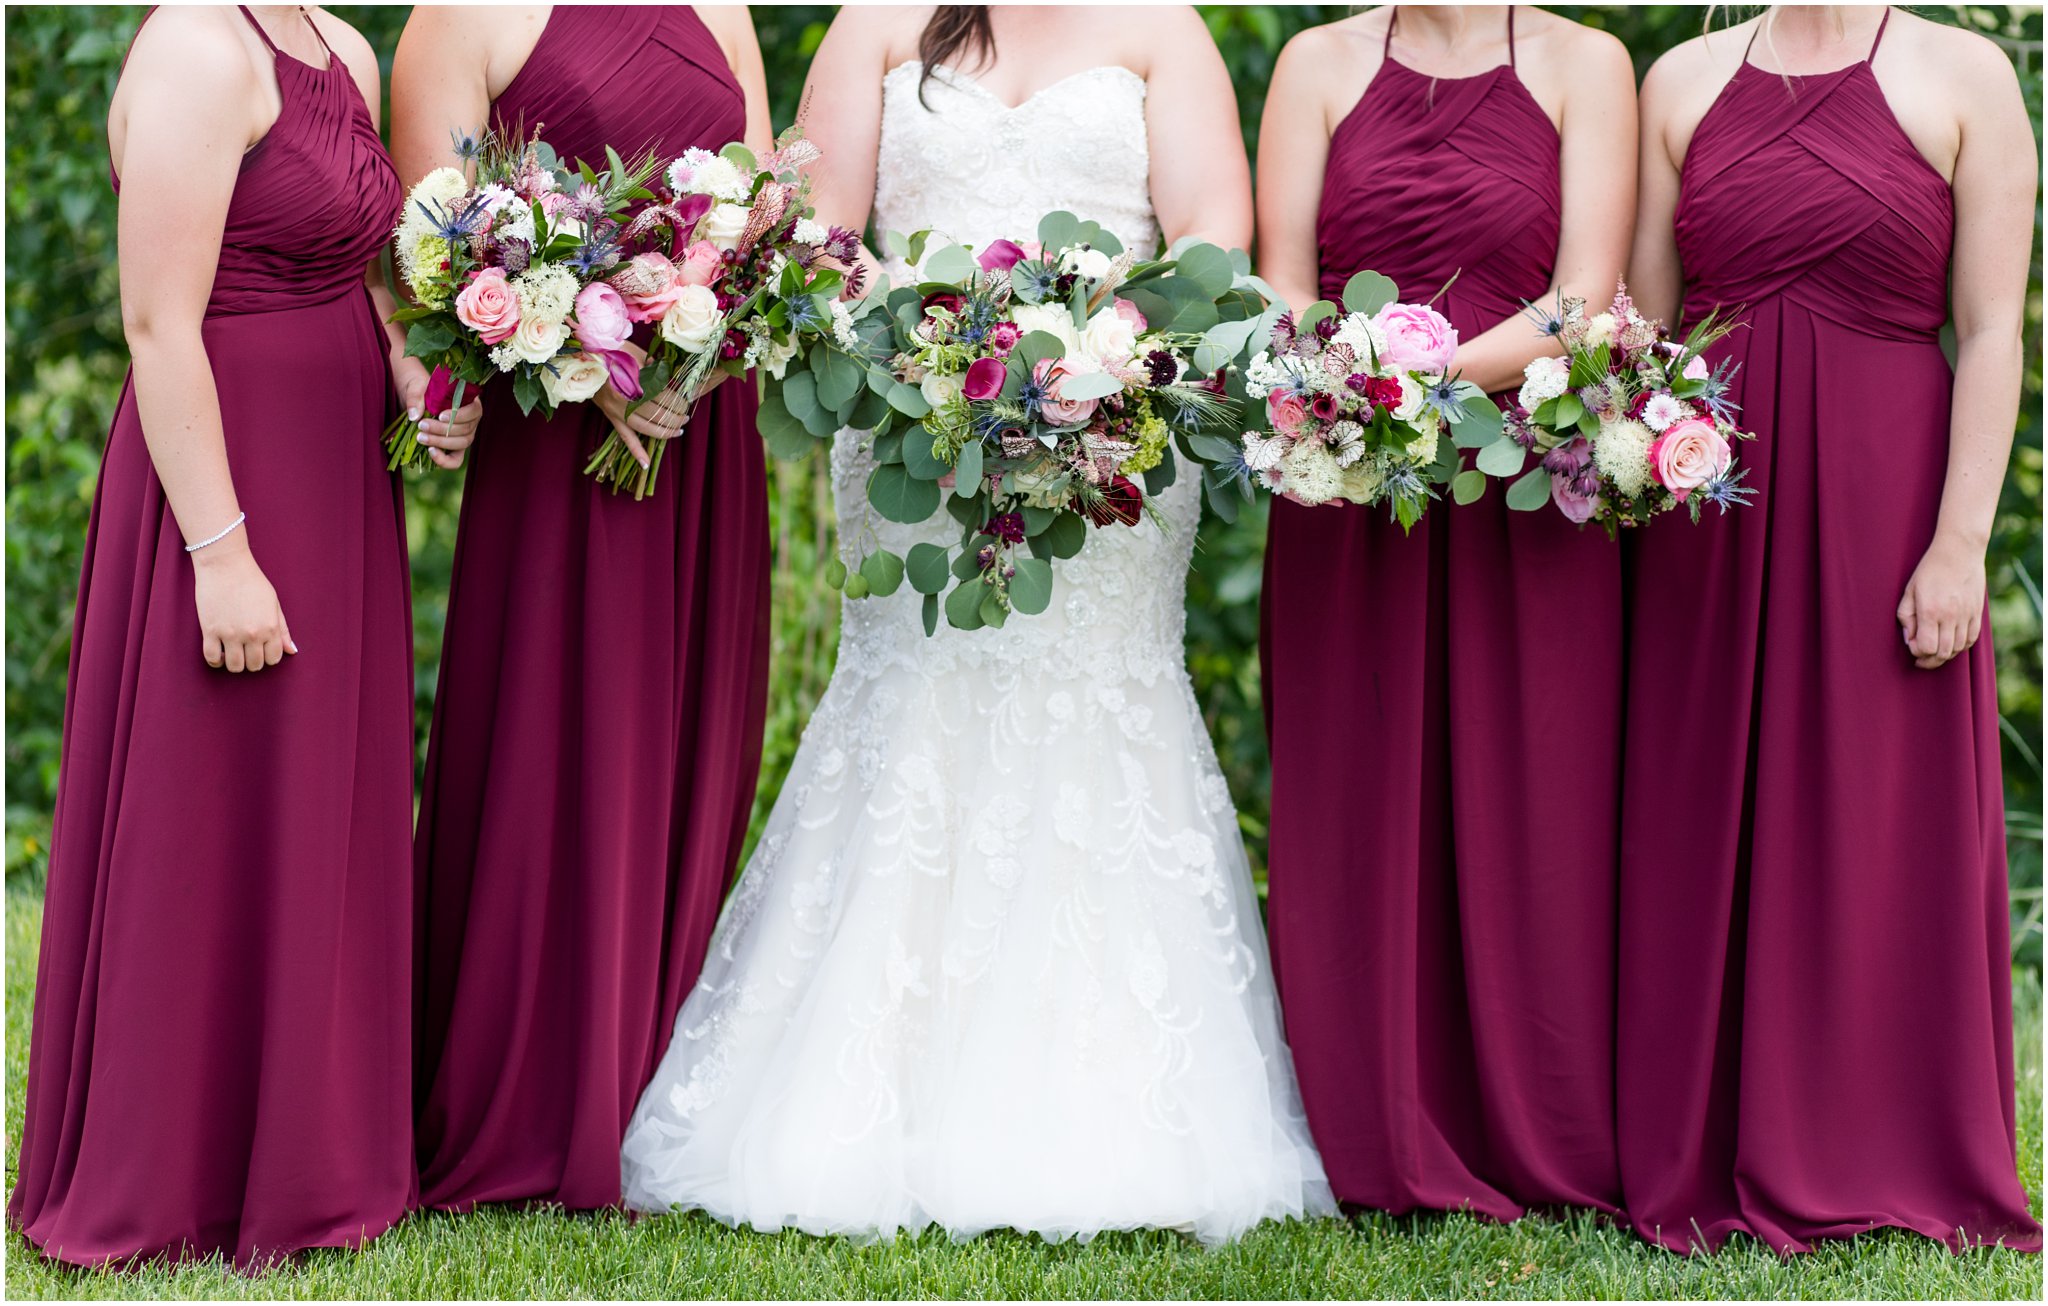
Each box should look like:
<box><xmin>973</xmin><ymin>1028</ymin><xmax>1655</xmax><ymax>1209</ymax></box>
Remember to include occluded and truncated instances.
<box><xmin>918</xmin><ymin>6</ymin><xmax>995</xmax><ymax>109</ymax></box>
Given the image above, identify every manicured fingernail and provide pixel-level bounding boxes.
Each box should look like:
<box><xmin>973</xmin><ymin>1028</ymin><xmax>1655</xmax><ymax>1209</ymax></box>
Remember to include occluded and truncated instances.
<box><xmin>440</xmin><ymin>411</ymin><xmax>452</xmax><ymax>422</ymax></box>
<box><xmin>409</xmin><ymin>407</ymin><xmax>421</xmax><ymax>421</ymax></box>
<box><xmin>638</xmin><ymin>455</ymin><xmax>650</xmax><ymax>468</ymax></box>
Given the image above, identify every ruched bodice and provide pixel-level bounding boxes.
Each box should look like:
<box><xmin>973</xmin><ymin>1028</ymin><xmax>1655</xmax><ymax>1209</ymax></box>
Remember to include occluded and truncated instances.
<box><xmin>1315</xmin><ymin>57</ymin><xmax>1559</xmax><ymax>326</ymax></box>
<box><xmin>112</xmin><ymin>13</ymin><xmax>399</xmax><ymax>318</ymax></box>
<box><xmin>491</xmin><ymin>5</ymin><xmax>743</xmax><ymax>168</ymax></box>
<box><xmin>1676</xmin><ymin>61</ymin><xmax>1952</xmax><ymax>341</ymax></box>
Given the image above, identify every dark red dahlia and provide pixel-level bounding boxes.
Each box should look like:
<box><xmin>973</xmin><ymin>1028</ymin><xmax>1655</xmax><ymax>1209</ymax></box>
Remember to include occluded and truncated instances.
<box><xmin>982</xmin><ymin>512</ymin><xmax>1026</xmax><ymax>545</ymax></box>
<box><xmin>1084</xmin><ymin>475</ymin><xmax>1145</xmax><ymax>528</ymax></box>
<box><xmin>922</xmin><ymin>290</ymin><xmax>966</xmax><ymax>317</ymax></box>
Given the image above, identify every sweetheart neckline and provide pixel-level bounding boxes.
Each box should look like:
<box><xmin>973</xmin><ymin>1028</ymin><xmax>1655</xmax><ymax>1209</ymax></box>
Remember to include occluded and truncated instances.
<box><xmin>883</xmin><ymin>61</ymin><xmax>1146</xmax><ymax>114</ymax></box>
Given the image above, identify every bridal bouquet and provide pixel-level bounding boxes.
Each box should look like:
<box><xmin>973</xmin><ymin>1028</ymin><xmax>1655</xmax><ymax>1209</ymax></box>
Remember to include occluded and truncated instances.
<box><xmin>386</xmin><ymin>130</ymin><xmax>661</xmax><ymax>471</ymax></box>
<box><xmin>584</xmin><ymin>129</ymin><xmax>855</xmax><ymax>498</ymax></box>
<box><xmin>1471</xmin><ymin>283</ymin><xmax>1754</xmax><ymax>534</ymax></box>
<box><xmin>1236</xmin><ymin>271</ymin><xmax>1502</xmax><ymax>531</ymax></box>
<box><xmin>760</xmin><ymin>211</ymin><xmax>1269</xmax><ymax>634</ymax></box>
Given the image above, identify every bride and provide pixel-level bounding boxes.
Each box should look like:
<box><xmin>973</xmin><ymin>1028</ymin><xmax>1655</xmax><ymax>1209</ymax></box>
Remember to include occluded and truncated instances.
<box><xmin>621</xmin><ymin>4</ymin><xmax>1333</xmax><ymax>1243</ymax></box>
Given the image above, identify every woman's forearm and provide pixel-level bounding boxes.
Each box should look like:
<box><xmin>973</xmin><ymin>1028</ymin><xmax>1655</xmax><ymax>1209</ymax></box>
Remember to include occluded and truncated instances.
<box><xmin>1934</xmin><ymin>330</ymin><xmax>2023</xmax><ymax>552</ymax></box>
<box><xmin>127</xmin><ymin>331</ymin><xmax>243</xmax><ymax>547</ymax></box>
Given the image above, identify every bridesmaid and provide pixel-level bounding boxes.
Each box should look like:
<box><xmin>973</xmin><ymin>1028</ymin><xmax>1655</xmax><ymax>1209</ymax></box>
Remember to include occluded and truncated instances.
<box><xmin>1620</xmin><ymin>5</ymin><xmax>2040</xmax><ymax>1254</ymax></box>
<box><xmin>9</xmin><ymin>4</ymin><xmax>477</xmax><ymax>1267</ymax></box>
<box><xmin>1254</xmin><ymin>5</ymin><xmax>1636</xmax><ymax>1218</ymax></box>
<box><xmin>391</xmin><ymin>5</ymin><xmax>773</xmax><ymax>1212</ymax></box>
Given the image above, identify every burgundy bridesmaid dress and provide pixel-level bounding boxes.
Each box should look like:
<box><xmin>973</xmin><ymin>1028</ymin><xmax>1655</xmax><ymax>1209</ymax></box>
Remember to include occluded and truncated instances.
<box><xmin>412</xmin><ymin>5</ymin><xmax>770</xmax><ymax>1212</ymax></box>
<box><xmin>8</xmin><ymin>8</ymin><xmax>413</xmax><ymax>1267</ymax></box>
<box><xmin>1261</xmin><ymin>8</ymin><xmax>1623</xmax><ymax>1220</ymax></box>
<box><xmin>1616</xmin><ymin>9</ymin><xmax>2040</xmax><ymax>1255</ymax></box>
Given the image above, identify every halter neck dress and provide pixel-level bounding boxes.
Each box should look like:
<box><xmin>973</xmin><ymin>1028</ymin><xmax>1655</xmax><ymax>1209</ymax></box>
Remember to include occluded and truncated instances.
<box><xmin>1261</xmin><ymin>6</ymin><xmax>1624</xmax><ymax>1222</ymax></box>
<box><xmin>410</xmin><ymin>4</ymin><xmax>771</xmax><ymax>1214</ymax></box>
<box><xmin>1617</xmin><ymin>9</ymin><xmax>2041</xmax><ymax>1254</ymax></box>
<box><xmin>10</xmin><ymin>5</ymin><xmax>413</xmax><ymax>1267</ymax></box>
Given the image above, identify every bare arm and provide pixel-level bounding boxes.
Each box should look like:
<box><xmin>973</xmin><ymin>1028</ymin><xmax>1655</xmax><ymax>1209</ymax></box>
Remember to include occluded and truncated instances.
<box><xmin>1897</xmin><ymin>40</ymin><xmax>2037</xmax><ymax>669</ymax></box>
<box><xmin>699</xmin><ymin>4</ymin><xmax>772</xmax><ymax>155</ymax></box>
<box><xmin>799</xmin><ymin>9</ymin><xmax>893</xmax><ymax>246</ymax></box>
<box><xmin>1623</xmin><ymin>50</ymin><xmax>1690</xmax><ymax>325</ymax></box>
<box><xmin>1452</xmin><ymin>31</ymin><xmax>1636</xmax><ymax>394</ymax></box>
<box><xmin>114</xmin><ymin>13</ymin><xmax>292</xmax><ymax>673</ymax></box>
<box><xmin>1144</xmin><ymin>8</ymin><xmax>1252</xmax><ymax>252</ymax></box>
<box><xmin>1252</xmin><ymin>31</ymin><xmax>1335</xmax><ymax>316</ymax></box>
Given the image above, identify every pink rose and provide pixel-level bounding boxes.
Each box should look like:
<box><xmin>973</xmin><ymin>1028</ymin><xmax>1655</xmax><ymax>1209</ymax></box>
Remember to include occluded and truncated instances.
<box><xmin>1684</xmin><ymin>355</ymin><xmax>1709</xmax><ymax>381</ymax></box>
<box><xmin>1373</xmin><ymin>302</ymin><xmax>1459</xmax><ymax>374</ymax></box>
<box><xmin>1649</xmin><ymin>417</ymin><xmax>1732</xmax><ymax>500</ymax></box>
<box><xmin>454</xmin><ymin>267</ymin><xmax>520</xmax><ymax>345</ymax></box>
<box><xmin>1551</xmin><ymin>473</ymin><xmax>1599</xmax><ymax>524</ymax></box>
<box><xmin>611</xmin><ymin>253</ymin><xmax>684</xmax><ymax>323</ymax></box>
<box><xmin>573</xmin><ymin>283</ymin><xmax>632</xmax><ymax>352</ymax></box>
<box><xmin>1113</xmin><ymin>298</ymin><xmax>1147</xmax><ymax>332</ymax></box>
<box><xmin>1032</xmin><ymin>358</ymin><xmax>1099</xmax><ymax>427</ymax></box>
<box><xmin>1017</xmin><ymin>241</ymin><xmax>1044</xmax><ymax>263</ymax></box>
<box><xmin>964</xmin><ymin>356</ymin><xmax>1007</xmax><ymax>402</ymax></box>
<box><xmin>675</xmin><ymin>240</ymin><xmax>725</xmax><ymax>288</ymax></box>
<box><xmin>977</xmin><ymin>239</ymin><xmax>1028</xmax><ymax>273</ymax></box>
<box><xmin>1266</xmin><ymin>391</ymin><xmax>1309</xmax><ymax>438</ymax></box>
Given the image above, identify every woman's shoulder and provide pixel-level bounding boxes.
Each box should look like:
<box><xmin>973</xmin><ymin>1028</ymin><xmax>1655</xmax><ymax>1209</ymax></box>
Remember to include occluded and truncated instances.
<box><xmin>121</xmin><ymin>6</ymin><xmax>262</xmax><ymax>90</ymax></box>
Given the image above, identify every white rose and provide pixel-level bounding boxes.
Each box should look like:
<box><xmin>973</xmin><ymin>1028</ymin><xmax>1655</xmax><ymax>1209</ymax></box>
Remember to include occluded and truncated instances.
<box><xmin>1009</xmin><ymin>303</ymin><xmax>1083</xmax><ymax>356</ymax></box>
<box><xmin>1061</xmin><ymin>247</ymin><xmax>1112</xmax><ymax>281</ymax></box>
<box><xmin>541</xmin><ymin>352</ymin><xmax>609</xmax><ymax>406</ymax></box>
<box><xmin>920</xmin><ymin>370</ymin><xmax>963</xmax><ymax>410</ymax></box>
<box><xmin>701</xmin><ymin>202</ymin><xmax>750</xmax><ymax>251</ymax></box>
<box><xmin>754</xmin><ymin>333</ymin><xmax>798</xmax><ymax>380</ymax></box>
<box><xmin>660</xmin><ymin>284</ymin><xmax>725</xmax><ymax>354</ymax></box>
<box><xmin>1080</xmin><ymin>307</ymin><xmax>1138</xmax><ymax>365</ymax></box>
<box><xmin>1392</xmin><ymin>373</ymin><xmax>1426</xmax><ymax>422</ymax></box>
<box><xmin>508</xmin><ymin>313</ymin><xmax>571</xmax><ymax>365</ymax></box>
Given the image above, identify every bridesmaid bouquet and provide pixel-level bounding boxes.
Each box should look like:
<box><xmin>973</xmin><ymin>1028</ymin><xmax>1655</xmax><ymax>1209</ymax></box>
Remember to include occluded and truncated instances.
<box><xmin>385</xmin><ymin>130</ymin><xmax>663</xmax><ymax>472</ymax></box>
<box><xmin>1236</xmin><ymin>271</ymin><xmax>1503</xmax><ymax>532</ymax></box>
<box><xmin>760</xmin><ymin>211</ymin><xmax>1268</xmax><ymax>634</ymax></box>
<box><xmin>1477</xmin><ymin>283</ymin><xmax>1754</xmax><ymax>534</ymax></box>
<box><xmin>584</xmin><ymin>128</ymin><xmax>855</xmax><ymax>498</ymax></box>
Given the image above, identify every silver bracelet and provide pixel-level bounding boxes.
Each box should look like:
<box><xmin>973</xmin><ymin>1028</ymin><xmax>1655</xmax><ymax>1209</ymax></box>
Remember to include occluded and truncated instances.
<box><xmin>184</xmin><ymin>512</ymin><xmax>246</xmax><ymax>554</ymax></box>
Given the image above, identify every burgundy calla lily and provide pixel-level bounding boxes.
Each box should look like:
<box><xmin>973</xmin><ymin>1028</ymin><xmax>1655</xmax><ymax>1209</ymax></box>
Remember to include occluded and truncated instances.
<box><xmin>963</xmin><ymin>357</ymin><xmax>1007</xmax><ymax>402</ymax></box>
<box><xmin>977</xmin><ymin>238</ymin><xmax>1027</xmax><ymax>273</ymax></box>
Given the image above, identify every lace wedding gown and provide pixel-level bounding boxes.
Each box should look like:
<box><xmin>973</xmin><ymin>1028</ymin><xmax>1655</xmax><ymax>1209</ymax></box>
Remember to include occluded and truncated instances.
<box><xmin>621</xmin><ymin>60</ymin><xmax>1333</xmax><ymax>1244</ymax></box>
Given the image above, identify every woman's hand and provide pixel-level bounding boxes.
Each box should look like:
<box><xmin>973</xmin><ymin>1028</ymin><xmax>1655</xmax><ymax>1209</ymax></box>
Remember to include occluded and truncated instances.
<box><xmin>1897</xmin><ymin>532</ymin><xmax>1987</xmax><ymax>670</ymax></box>
<box><xmin>593</xmin><ymin>381</ymin><xmax>688</xmax><ymax>470</ymax></box>
<box><xmin>392</xmin><ymin>357</ymin><xmax>484</xmax><ymax>470</ymax></box>
<box><xmin>191</xmin><ymin>532</ymin><xmax>295</xmax><ymax>673</ymax></box>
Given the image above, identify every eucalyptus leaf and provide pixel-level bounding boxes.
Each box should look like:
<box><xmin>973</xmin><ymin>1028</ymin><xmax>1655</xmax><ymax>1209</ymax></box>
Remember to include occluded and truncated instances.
<box><xmin>1451</xmin><ymin>396</ymin><xmax>1503</xmax><ymax>447</ymax></box>
<box><xmin>868</xmin><ymin>463</ymin><xmax>941</xmax><ymax>523</ymax></box>
<box><xmin>756</xmin><ymin>387</ymin><xmax>817</xmax><ymax>461</ymax></box>
<box><xmin>1008</xmin><ymin>556</ymin><xmax>1054</xmax><ymax>615</ymax></box>
<box><xmin>905</xmin><ymin>542</ymin><xmax>952</xmax><ymax>594</ymax></box>
<box><xmin>1451</xmin><ymin>468</ymin><xmax>1490</xmax><ymax>504</ymax></box>
<box><xmin>887</xmin><ymin>382</ymin><xmax>932</xmax><ymax>419</ymax></box>
<box><xmin>922</xmin><ymin>592</ymin><xmax>940</xmax><ymax>637</ymax></box>
<box><xmin>945</xmin><ymin>580</ymin><xmax>986</xmax><ymax>630</ymax></box>
<box><xmin>1475</xmin><ymin>436</ymin><xmax>1528</xmax><ymax>478</ymax></box>
<box><xmin>920</xmin><ymin>240</ymin><xmax>975</xmax><ymax>284</ymax></box>
<box><xmin>859</xmin><ymin>549</ymin><xmax>906</xmax><ymax>597</ymax></box>
<box><xmin>978</xmin><ymin>588</ymin><xmax>1009</xmax><ymax>629</ymax></box>
<box><xmin>1054</xmin><ymin>370</ymin><xmax>1125</xmax><ymax>401</ymax></box>
<box><xmin>1043</xmin><ymin>511</ymin><xmax>1088</xmax><ymax>560</ymax></box>
<box><xmin>1174</xmin><ymin>243</ymin><xmax>1236</xmax><ymax>300</ymax></box>
<box><xmin>1037</xmin><ymin>210</ymin><xmax>1082</xmax><ymax>252</ymax></box>
<box><xmin>1506</xmin><ymin>466</ymin><xmax>1555</xmax><ymax>512</ymax></box>
<box><xmin>954</xmin><ymin>438</ymin><xmax>984</xmax><ymax>491</ymax></box>
<box><xmin>1341</xmin><ymin>271</ymin><xmax>1399</xmax><ymax>316</ymax></box>
<box><xmin>815</xmin><ymin>348</ymin><xmax>864</xmax><ymax>409</ymax></box>
<box><xmin>901</xmin><ymin>426</ymin><xmax>946</xmax><ymax>479</ymax></box>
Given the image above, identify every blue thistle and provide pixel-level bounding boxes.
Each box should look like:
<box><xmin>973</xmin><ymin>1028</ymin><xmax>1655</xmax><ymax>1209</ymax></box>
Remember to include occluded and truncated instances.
<box><xmin>1697</xmin><ymin>359</ymin><xmax>1744</xmax><ymax>424</ymax></box>
<box><xmin>1018</xmin><ymin>374</ymin><xmax>1050</xmax><ymax>420</ymax></box>
<box><xmin>1521</xmin><ymin>298</ymin><xmax>1566</xmax><ymax>338</ymax></box>
<box><xmin>566</xmin><ymin>227</ymin><xmax>622</xmax><ymax>276</ymax></box>
<box><xmin>1691</xmin><ymin>466</ymin><xmax>1755</xmax><ymax>519</ymax></box>
<box><xmin>1419</xmin><ymin>377</ymin><xmax>1465</xmax><ymax>423</ymax></box>
<box><xmin>1013</xmin><ymin>261</ymin><xmax>1060</xmax><ymax>302</ymax></box>
<box><xmin>449</xmin><ymin>128</ymin><xmax>490</xmax><ymax>165</ymax></box>
<box><xmin>786</xmin><ymin>296</ymin><xmax>824</xmax><ymax>333</ymax></box>
<box><xmin>419</xmin><ymin>195</ymin><xmax>487</xmax><ymax>244</ymax></box>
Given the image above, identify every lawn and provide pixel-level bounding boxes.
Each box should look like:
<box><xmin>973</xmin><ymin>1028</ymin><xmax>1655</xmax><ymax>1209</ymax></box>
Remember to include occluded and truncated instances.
<box><xmin>4</xmin><ymin>878</ymin><xmax>2042</xmax><ymax>1300</ymax></box>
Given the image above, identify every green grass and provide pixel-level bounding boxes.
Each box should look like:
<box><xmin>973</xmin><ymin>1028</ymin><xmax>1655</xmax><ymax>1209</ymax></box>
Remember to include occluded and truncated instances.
<box><xmin>5</xmin><ymin>878</ymin><xmax>2042</xmax><ymax>1300</ymax></box>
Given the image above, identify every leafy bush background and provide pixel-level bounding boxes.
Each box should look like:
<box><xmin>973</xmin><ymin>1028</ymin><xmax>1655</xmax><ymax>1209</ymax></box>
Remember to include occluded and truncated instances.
<box><xmin>5</xmin><ymin>5</ymin><xmax>2040</xmax><ymax>966</ymax></box>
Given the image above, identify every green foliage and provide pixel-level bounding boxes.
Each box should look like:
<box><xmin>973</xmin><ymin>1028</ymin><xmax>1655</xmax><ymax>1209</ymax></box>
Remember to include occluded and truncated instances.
<box><xmin>3</xmin><ymin>6</ymin><xmax>2041</xmax><ymax>970</ymax></box>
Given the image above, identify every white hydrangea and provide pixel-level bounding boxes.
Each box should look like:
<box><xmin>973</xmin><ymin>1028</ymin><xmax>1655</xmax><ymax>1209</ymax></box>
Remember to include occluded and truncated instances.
<box><xmin>1593</xmin><ymin>418</ymin><xmax>1655</xmax><ymax>499</ymax></box>
<box><xmin>830</xmin><ymin>300</ymin><xmax>859</xmax><ymax>350</ymax></box>
<box><xmin>1243</xmin><ymin>351</ymin><xmax>1291</xmax><ymax>401</ymax></box>
<box><xmin>793</xmin><ymin>217</ymin><xmax>828</xmax><ymax>246</ymax></box>
<box><xmin>1583</xmin><ymin>312</ymin><xmax>1618</xmax><ymax>349</ymax></box>
<box><xmin>1331</xmin><ymin>313</ymin><xmax>1387</xmax><ymax>366</ymax></box>
<box><xmin>1642</xmin><ymin>393</ymin><xmax>1691</xmax><ymax>433</ymax></box>
<box><xmin>513</xmin><ymin>264</ymin><xmax>578</xmax><ymax>325</ymax></box>
<box><xmin>1518</xmin><ymin>354</ymin><xmax>1571</xmax><ymax>412</ymax></box>
<box><xmin>1280</xmin><ymin>439</ymin><xmax>1344</xmax><ymax>505</ymax></box>
<box><xmin>1403</xmin><ymin>413</ymin><xmax>1442</xmax><ymax>462</ymax></box>
<box><xmin>411</xmin><ymin>166</ymin><xmax>469</xmax><ymax>214</ymax></box>
<box><xmin>489</xmin><ymin>342</ymin><xmax>522</xmax><ymax>373</ymax></box>
<box><xmin>492</xmin><ymin>204</ymin><xmax>536</xmax><ymax>250</ymax></box>
<box><xmin>674</xmin><ymin>151</ymin><xmax>750</xmax><ymax>203</ymax></box>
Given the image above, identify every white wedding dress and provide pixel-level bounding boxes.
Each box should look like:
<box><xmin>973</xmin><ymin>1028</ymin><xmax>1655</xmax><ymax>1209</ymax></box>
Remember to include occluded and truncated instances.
<box><xmin>621</xmin><ymin>60</ymin><xmax>1333</xmax><ymax>1245</ymax></box>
